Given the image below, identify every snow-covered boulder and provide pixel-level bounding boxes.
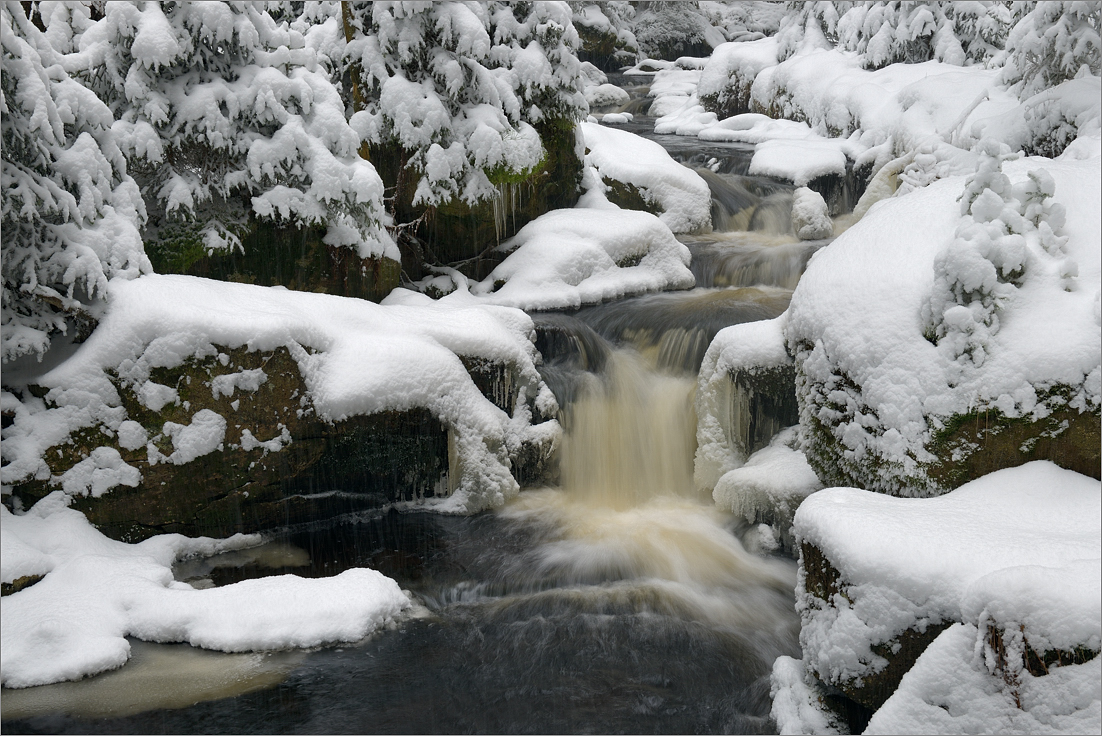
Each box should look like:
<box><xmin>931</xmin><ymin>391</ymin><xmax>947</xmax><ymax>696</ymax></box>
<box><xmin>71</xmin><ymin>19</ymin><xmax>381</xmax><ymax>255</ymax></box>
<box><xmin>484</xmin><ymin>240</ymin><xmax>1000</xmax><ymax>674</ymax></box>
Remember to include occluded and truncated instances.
<box><xmin>791</xmin><ymin>187</ymin><xmax>833</xmax><ymax>240</ymax></box>
<box><xmin>786</xmin><ymin>148</ymin><xmax>1101</xmax><ymax>496</ymax></box>
<box><xmin>772</xmin><ymin>462</ymin><xmax>1101</xmax><ymax>733</ymax></box>
<box><xmin>580</xmin><ymin>121</ymin><xmax>712</xmax><ymax>233</ymax></box>
<box><xmin>585</xmin><ymin>83</ymin><xmax>630</xmax><ymax>110</ymax></box>
<box><xmin>712</xmin><ymin>427</ymin><xmax>823</xmax><ymax>556</ymax></box>
<box><xmin>698</xmin><ymin>37</ymin><xmax>779</xmax><ymax>119</ymax></box>
<box><xmin>695</xmin><ymin>315</ymin><xmax>798</xmax><ymax>494</ymax></box>
<box><xmin>1</xmin><ymin>275</ymin><xmax>561</xmax><ymax>539</ymax></box>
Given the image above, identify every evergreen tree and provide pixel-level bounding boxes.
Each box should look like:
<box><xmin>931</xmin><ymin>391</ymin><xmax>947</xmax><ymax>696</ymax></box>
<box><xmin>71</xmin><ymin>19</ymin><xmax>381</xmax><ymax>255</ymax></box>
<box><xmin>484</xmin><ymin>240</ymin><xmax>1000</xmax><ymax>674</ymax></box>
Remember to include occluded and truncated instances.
<box><xmin>60</xmin><ymin>0</ymin><xmax>393</xmax><ymax>265</ymax></box>
<box><xmin>777</xmin><ymin>1</ymin><xmax>1016</xmax><ymax>68</ymax></box>
<box><xmin>1</xmin><ymin>2</ymin><xmax>148</xmax><ymax>363</ymax></box>
<box><xmin>346</xmin><ymin>1</ymin><xmax>585</xmax><ymax>210</ymax></box>
<box><xmin>1002</xmin><ymin>0</ymin><xmax>1101</xmax><ymax>97</ymax></box>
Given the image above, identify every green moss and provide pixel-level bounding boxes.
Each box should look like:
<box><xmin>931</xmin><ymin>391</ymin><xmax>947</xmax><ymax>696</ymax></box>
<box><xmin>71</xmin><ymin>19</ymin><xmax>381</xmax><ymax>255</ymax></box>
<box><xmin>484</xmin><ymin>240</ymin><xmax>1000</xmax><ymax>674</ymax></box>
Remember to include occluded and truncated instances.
<box><xmin>602</xmin><ymin>179</ymin><xmax>658</xmax><ymax>215</ymax></box>
<box><xmin>10</xmin><ymin>346</ymin><xmax>453</xmax><ymax>542</ymax></box>
<box><xmin>148</xmin><ymin>218</ymin><xmax>400</xmax><ymax>302</ymax></box>
<box><xmin>1</xmin><ymin>575</ymin><xmax>44</xmax><ymax>597</ymax></box>
<box><xmin>798</xmin><ymin>357</ymin><xmax>1101</xmax><ymax>495</ymax></box>
<box><xmin>144</xmin><ymin>221</ymin><xmax>211</xmax><ymax>274</ymax></box>
<box><xmin>928</xmin><ymin>390</ymin><xmax>1101</xmax><ymax>486</ymax></box>
<box><xmin>575</xmin><ymin>25</ymin><xmax>633</xmax><ymax>72</ymax></box>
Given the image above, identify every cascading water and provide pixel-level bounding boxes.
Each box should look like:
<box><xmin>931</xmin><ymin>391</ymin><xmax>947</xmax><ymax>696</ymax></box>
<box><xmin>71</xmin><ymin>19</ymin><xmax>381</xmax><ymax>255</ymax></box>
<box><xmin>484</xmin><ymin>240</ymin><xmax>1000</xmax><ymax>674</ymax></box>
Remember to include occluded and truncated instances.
<box><xmin>3</xmin><ymin>78</ymin><xmax>835</xmax><ymax>736</ymax></box>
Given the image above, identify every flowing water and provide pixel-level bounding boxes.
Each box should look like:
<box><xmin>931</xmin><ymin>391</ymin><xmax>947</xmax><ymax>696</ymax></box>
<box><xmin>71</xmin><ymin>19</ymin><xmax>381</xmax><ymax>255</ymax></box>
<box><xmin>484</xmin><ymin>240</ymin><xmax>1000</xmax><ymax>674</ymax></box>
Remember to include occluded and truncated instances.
<box><xmin>1</xmin><ymin>80</ymin><xmax>848</xmax><ymax>735</ymax></box>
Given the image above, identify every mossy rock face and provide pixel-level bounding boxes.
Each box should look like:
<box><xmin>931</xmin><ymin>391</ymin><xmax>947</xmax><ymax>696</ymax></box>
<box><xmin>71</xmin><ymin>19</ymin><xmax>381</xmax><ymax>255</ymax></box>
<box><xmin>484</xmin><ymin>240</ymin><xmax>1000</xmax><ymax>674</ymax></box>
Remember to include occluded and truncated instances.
<box><xmin>1</xmin><ymin>575</ymin><xmax>44</xmax><ymax>597</ymax></box>
<box><xmin>602</xmin><ymin>179</ymin><xmax>660</xmax><ymax>217</ymax></box>
<box><xmin>700</xmin><ymin>70</ymin><xmax>755</xmax><ymax>120</ymax></box>
<box><xmin>800</xmin><ymin>542</ymin><xmax>950</xmax><ymax>715</ymax></box>
<box><xmin>11</xmin><ymin>345</ymin><xmax>539</xmax><ymax>542</ymax></box>
<box><xmin>576</xmin><ymin>25</ymin><xmax>634</xmax><ymax>72</ymax></box>
<box><xmin>370</xmin><ymin>119</ymin><xmax>583</xmax><ymax>281</ymax></box>
<box><xmin>794</xmin><ymin>344</ymin><xmax>1101</xmax><ymax>495</ymax></box>
<box><xmin>929</xmin><ymin>398</ymin><xmax>1101</xmax><ymax>487</ymax></box>
<box><xmin>147</xmin><ymin>219</ymin><xmax>400</xmax><ymax>302</ymax></box>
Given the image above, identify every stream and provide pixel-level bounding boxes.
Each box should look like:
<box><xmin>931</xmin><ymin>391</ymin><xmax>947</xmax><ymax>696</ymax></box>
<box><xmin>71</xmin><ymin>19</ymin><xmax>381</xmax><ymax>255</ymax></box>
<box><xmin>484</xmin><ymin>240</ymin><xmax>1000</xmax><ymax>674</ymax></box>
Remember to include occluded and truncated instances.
<box><xmin>2</xmin><ymin>78</ymin><xmax>835</xmax><ymax>735</ymax></box>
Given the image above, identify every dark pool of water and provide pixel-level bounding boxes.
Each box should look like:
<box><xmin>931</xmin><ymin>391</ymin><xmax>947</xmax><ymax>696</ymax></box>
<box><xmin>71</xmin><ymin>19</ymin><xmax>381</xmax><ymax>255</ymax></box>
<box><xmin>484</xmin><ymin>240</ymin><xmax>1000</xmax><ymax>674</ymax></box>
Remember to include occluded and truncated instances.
<box><xmin>5</xmin><ymin>507</ymin><xmax>796</xmax><ymax>735</ymax></box>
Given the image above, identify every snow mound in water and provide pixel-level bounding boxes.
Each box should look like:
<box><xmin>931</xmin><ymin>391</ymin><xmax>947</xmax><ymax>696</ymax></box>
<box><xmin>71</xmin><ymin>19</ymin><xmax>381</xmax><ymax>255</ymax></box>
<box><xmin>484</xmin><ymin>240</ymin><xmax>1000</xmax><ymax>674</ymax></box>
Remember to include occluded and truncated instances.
<box><xmin>585</xmin><ymin>83</ymin><xmax>629</xmax><ymax>109</ymax></box>
<box><xmin>0</xmin><ymin>493</ymin><xmax>412</xmax><ymax>688</ymax></box>
<box><xmin>389</xmin><ymin>168</ymin><xmax>694</xmax><ymax>313</ymax></box>
<box><xmin>713</xmin><ymin>428</ymin><xmax>823</xmax><ymax>554</ymax></box>
<box><xmin>580</xmin><ymin>121</ymin><xmax>712</xmax><ymax>233</ymax></box>
<box><xmin>791</xmin><ymin>187</ymin><xmax>833</xmax><ymax>239</ymax></box>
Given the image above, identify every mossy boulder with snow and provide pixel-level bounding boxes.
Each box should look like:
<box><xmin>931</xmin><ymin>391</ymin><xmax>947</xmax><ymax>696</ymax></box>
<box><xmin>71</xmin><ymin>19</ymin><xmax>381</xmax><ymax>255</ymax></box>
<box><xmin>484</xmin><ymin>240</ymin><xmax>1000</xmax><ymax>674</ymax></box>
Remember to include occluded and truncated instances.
<box><xmin>1</xmin><ymin>276</ymin><xmax>561</xmax><ymax>541</ymax></box>
<box><xmin>786</xmin><ymin>150</ymin><xmax>1101</xmax><ymax>496</ymax></box>
<box><xmin>374</xmin><ymin>119</ymin><xmax>584</xmax><ymax>281</ymax></box>
<box><xmin>774</xmin><ymin>463</ymin><xmax>1100</xmax><ymax>733</ymax></box>
<box><xmin>7</xmin><ymin>346</ymin><xmax>456</xmax><ymax>542</ymax></box>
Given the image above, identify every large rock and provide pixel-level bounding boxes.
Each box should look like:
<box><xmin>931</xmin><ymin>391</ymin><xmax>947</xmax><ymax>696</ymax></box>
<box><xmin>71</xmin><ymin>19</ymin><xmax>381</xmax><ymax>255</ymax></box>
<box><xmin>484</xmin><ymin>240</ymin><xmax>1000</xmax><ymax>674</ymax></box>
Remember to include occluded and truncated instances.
<box><xmin>7</xmin><ymin>344</ymin><xmax>552</xmax><ymax>542</ymax></box>
<box><xmin>781</xmin><ymin>464</ymin><xmax>1101</xmax><ymax>731</ymax></box>
<box><xmin>786</xmin><ymin>156</ymin><xmax>1101</xmax><ymax>496</ymax></box>
<box><xmin>1</xmin><ymin>275</ymin><xmax>561</xmax><ymax>540</ymax></box>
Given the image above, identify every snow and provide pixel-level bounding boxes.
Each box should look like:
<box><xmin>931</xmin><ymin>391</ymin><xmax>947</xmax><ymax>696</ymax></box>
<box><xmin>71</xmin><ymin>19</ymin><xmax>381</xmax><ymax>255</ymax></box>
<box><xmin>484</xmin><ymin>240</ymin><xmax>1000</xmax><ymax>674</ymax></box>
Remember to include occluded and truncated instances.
<box><xmin>793</xmin><ymin>462</ymin><xmax>1100</xmax><ymax>693</ymax></box>
<box><xmin>580</xmin><ymin>120</ymin><xmax>711</xmax><ymax>233</ymax></box>
<box><xmin>59</xmin><ymin>447</ymin><xmax>140</xmax><ymax>498</ymax></box>
<box><xmin>2</xmin><ymin>274</ymin><xmax>558</xmax><ymax>514</ymax></box>
<box><xmin>770</xmin><ymin>654</ymin><xmax>844</xmax><ymax>735</ymax></box>
<box><xmin>713</xmin><ymin>428</ymin><xmax>823</xmax><ymax>554</ymax></box>
<box><xmin>585</xmin><ymin>83</ymin><xmax>629</xmax><ymax>109</ymax></box>
<box><xmin>866</xmin><ymin>623</ymin><xmax>1101</xmax><ymax>735</ymax></box>
<box><xmin>156</xmin><ymin>409</ymin><xmax>227</xmax><ymax>466</ymax></box>
<box><xmin>645</xmin><ymin>34</ymin><xmax>1095</xmax><ymax>195</ymax></box>
<box><xmin>0</xmin><ymin>493</ymin><xmax>411</xmax><ymax>688</ymax></box>
<box><xmin>785</xmin><ymin>150</ymin><xmax>1101</xmax><ymax>494</ymax></box>
<box><xmin>790</xmin><ymin>187</ymin><xmax>833</xmax><ymax>240</ymax></box>
<box><xmin>750</xmin><ymin>139</ymin><xmax>849</xmax><ymax>187</ymax></box>
<box><xmin>598</xmin><ymin>112</ymin><xmax>632</xmax><ymax>125</ymax></box>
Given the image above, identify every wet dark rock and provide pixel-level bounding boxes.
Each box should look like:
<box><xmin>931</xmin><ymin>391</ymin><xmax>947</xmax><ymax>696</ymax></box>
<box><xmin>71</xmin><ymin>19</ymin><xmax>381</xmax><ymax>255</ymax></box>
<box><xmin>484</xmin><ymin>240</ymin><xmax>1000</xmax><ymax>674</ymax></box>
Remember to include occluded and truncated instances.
<box><xmin>727</xmin><ymin>366</ymin><xmax>801</xmax><ymax>456</ymax></box>
<box><xmin>806</xmin><ymin>160</ymin><xmax>869</xmax><ymax>217</ymax></box>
